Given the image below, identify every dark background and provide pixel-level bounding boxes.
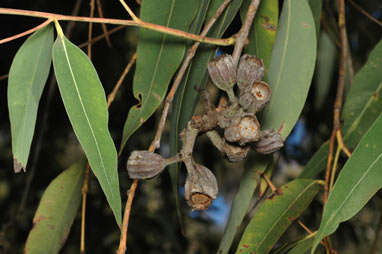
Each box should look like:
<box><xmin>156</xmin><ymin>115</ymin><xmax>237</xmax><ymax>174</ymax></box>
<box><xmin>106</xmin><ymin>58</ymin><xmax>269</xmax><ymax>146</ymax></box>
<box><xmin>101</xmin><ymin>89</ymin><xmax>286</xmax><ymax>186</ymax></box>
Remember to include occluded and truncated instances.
<box><xmin>0</xmin><ymin>0</ymin><xmax>381</xmax><ymax>253</ymax></box>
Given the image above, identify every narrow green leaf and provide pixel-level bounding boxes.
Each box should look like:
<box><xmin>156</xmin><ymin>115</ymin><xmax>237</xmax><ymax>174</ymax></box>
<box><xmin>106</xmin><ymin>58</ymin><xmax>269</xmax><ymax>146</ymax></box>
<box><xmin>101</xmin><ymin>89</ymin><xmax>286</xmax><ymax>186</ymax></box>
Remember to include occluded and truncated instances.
<box><xmin>307</xmin><ymin>0</ymin><xmax>322</xmax><ymax>38</ymax></box>
<box><xmin>272</xmin><ymin>235</ymin><xmax>313</xmax><ymax>254</ymax></box>
<box><xmin>312</xmin><ymin>115</ymin><xmax>382</xmax><ymax>252</ymax></box>
<box><xmin>217</xmin><ymin>153</ymin><xmax>271</xmax><ymax>254</ymax></box>
<box><xmin>169</xmin><ymin>0</ymin><xmax>210</xmax><ymax>230</ymax></box>
<box><xmin>261</xmin><ymin>0</ymin><xmax>317</xmax><ymax>140</ymax></box>
<box><xmin>240</xmin><ymin>0</ymin><xmax>278</xmax><ymax>79</ymax></box>
<box><xmin>24</xmin><ymin>161</ymin><xmax>86</xmax><ymax>254</ymax></box>
<box><xmin>52</xmin><ymin>32</ymin><xmax>121</xmax><ymax>225</ymax></box>
<box><xmin>300</xmin><ymin>41</ymin><xmax>382</xmax><ymax>179</ymax></box>
<box><xmin>236</xmin><ymin>179</ymin><xmax>320</xmax><ymax>254</ymax></box>
<box><xmin>120</xmin><ymin>0</ymin><xmax>198</xmax><ymax>152</ymax></box>
<box><xmin>314</xmin><ymin>32</ymin><xmax>337</xmax><ymax>110</ymax></box>
<box><xmin>8</xmin><ymin>24</ymin><xmax>53</xmax><ymax>173</ymax></box>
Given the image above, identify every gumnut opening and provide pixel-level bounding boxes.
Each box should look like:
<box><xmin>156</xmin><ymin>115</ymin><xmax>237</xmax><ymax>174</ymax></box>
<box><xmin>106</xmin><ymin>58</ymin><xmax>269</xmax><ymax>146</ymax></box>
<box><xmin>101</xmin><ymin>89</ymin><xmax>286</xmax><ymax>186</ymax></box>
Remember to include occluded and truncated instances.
<box><xmin>252</xmin><ymin>129</ymin><xmax>284</xmax><ymax>154</ymax></box>
<box><xmin>237</xmin><ymin>54</ymin><xmax>265</xmax><ymax>91</ymax></box>
<box><xmin>238</xmin><ymin>115</ymin><xmax>261</xmax><ymax>145</ymax></box>
<box><xmin>184</xmin><ymin>161</ymin><xmax>218</xmax><ymax>210</ymax></box>
<box><xmin>239</xmin><ymin>81</ymin><xmax>271</xmax><ymax>113</ymax></box>
<box><xmin>224</xmin><ymin>141</ymin><xmax>250</xmax><ymax>162</ymax></box>
<box><xmin>207</xmin><ymin>54</ymin><xmax>237</xmax><ymax>92</ymax></box>
<box><xmin>127</xmin><ymin>151</ymin><xmax>167</xmax><ymax>179</ymax></box>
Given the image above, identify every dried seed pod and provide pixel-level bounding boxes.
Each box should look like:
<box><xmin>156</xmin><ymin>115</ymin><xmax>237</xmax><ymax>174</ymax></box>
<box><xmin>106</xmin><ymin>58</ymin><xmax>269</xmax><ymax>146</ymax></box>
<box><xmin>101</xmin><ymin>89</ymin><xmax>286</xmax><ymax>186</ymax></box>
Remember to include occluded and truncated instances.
<box><xmin>184</xmin><ymin>161</ymin><xmax>218</xmax><ymax>210</ymax></box>
<box><xmin>207</xmin><ymin>54</ymin><xmax>236</xmax><ymax>92</ymax></box>
<box><xmin>252</xmin><ymin>129</ymin><xmax>284</xmax><ymax>154</ymax></box>
<box><xmin>239</xmin><ymin>81</ymin><xmax>271</xmax><ymax>113</ymax></box>
<box><xmin>224</xmin><ymin>141</ymin><xmax>250</xmax><ymax>162</ymax></box>
<box><xmin>237</xmin><ymin>54</ymin><xmax>265</xmax><ymax>91</ymax></box>
<box><xmin>238</xmin><ymin>116</ymin><xmax>261</xmax><ymax>145</ymax></box>
<box><xmin>127</xmin><ymin>151</ymin><xmax>167</xmax><ymax>179</ymax></box>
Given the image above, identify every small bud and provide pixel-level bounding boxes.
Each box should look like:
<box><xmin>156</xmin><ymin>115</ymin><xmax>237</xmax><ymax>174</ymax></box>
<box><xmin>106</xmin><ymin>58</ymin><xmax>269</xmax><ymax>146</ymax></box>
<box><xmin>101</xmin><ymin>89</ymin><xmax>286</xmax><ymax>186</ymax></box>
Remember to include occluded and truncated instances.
<box><xmin>224</xmin><ymin>141</ymin><xmax>250</xmax><ymax>162</ymax></box>
<box><xmin>207</xmin><ymin>54</ymin><xmax>236</xmax><ymax>92</ymax></box>
<box><xmin>127</xmin><ymin>151</ymin><xmax>167</xmax><ymax>179</ymax></box>
<box><xmin>238</xmin><ymin>116</ymin><xmax>261</xmax><ymax>145</ymax></box>
<box><xmin>237</xmin><ymin>54</ymin><xmax>265</xmax><ymax>91</ymax></box>
<box><xmin>239</xmin><ymin>81</ymin><xmax>271</xmax><ymax>113</ymax></box>
<box><xmin>184</xmin><ymin>161</ymin><xmax>218</xmax><ymax>210</ymax></box>
<box><xmin>252</xmin><ymin>130</ymin><xmax>284</xmax><ymax>154</ymax></box>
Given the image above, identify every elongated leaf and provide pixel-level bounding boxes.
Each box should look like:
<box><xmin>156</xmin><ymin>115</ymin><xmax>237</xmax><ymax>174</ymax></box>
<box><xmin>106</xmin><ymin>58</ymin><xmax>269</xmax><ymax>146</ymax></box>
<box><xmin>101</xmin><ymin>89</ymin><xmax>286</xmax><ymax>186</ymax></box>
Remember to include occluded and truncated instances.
<box><xmin>300</xmin><ymin>41</ymin><xmax>382</xmax><ymax>179</ymax></box>
<box><xmin>217</xmin><ymin>153</ymin><xmax>271</xmax><ymax>254</ymax></box>
<box><xmin>24</xmin><ymin>161</ymin><xmax>86</xmax><ymax>254</ymax></box>
<box><xmin>236</xmin><ymin>179</ymin><xmax>320</xmax><ymax>254</ymax></box>
<box><xmin>312</xmin><ymin>115</ymin><xmax>382</xmax><ymax>252</ymax></box>
<box><xmin>240</xmin><ymin>0</ymin><xmax>278</xmax><ymax>79</ymax></box>
<box><xmin>314</xmin><ymin>32</ymin><xmax>337</xmax><ymax>110</ymax></box>
<box><xmin>120</xmin><ymin>0</ymin><xmax>198</xmax><ymax>151</ymax></box>
<box><xmin>261</xmin><ymin>0</ymin><xmax>317</xmax><ymax>140</ymax></box>
<box><xmin>52</xmin><ymin>31</ymin><xmax>121</xmax><ymax>225</ymax></box>
<box><xmin>8</xmin><ymin>24</ymin><xmax>53</xmax><ymax>173</ymax></box>
<box><xmin>273</xmin><ymin>234</ymin><xmax>325</xmax><ymax>254</ymax></box>
<box><xmin>307</xmin><ymin>0</ymin><xmax>322</xmax><ymax>38</ymax></box>
<box><xmin>168</xmin><ymin>0</ymin><xmax>210</xmax><ymax>229</ymax></box>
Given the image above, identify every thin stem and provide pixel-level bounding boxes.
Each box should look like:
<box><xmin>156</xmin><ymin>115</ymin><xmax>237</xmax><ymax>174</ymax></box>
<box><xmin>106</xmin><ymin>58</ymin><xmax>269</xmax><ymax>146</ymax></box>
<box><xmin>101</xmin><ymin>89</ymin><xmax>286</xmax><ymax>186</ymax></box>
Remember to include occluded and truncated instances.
<box><xmin>370</xmin><ymin>211</ymin><xmax>382</xmax><ymax>254</ymax></box>
<box><xmin>329</xmin><ymin>146</ymin><xmax>341</xmax><ymax>193</ymax></box>
<box><xmin>149</xmin><ymin>0</ymin><xmax>233</xmax><ymax>150</ymax></box>
<box><xmin>0</xmin><ymin>18</ymin><xmax>53</xmax><ymax>44</ymax></box>
<box><xmin>96</xmin><ymin>0</ymin><xmax>112</xmax><ymax>47</ymax></box>
<box><xmin>0</xmin><ymin>8</ymin><xmax>235</xmax><ymax>46</ymax></box>
<box><xmin>87</xmin><ymin>0</ymin><xmax>95</xmax><ymax>59</ymax></box>
<box><xmin>107</xmin><ymin>53</ymin><xmax>137</xmax><ymax>108</ymax></box>
<box><xmin>118</xmin><ymin>0</ymin><xmax>139</xmax><ymax>21</ymax></box>
<box><xmin>78</xmin><ymin>25</ymin><xmax>124</xmax><ymax>48</ymax></box>
<box><xmin>232</xmin><ymin>0</ymin><xmax>261</xmax><ymax>66</ymax></box>
<box><xmin>262</xmin><ymin>173</ymin><xmax>278</xmax><ymax>194</ymax></box>
<box><xmin>346</xmin><ymin>0</ymin><xmax>382</xmax><ymax>27</ymax></box>
<box><xmin>324</xmin><ymin>131</ymin><xmax>336</xmax><ymax>203</ymax></box>
<box><xmin>0</xmin><ymin>74</ymin><xmax>8</xmax><ymax>81</ymax></box>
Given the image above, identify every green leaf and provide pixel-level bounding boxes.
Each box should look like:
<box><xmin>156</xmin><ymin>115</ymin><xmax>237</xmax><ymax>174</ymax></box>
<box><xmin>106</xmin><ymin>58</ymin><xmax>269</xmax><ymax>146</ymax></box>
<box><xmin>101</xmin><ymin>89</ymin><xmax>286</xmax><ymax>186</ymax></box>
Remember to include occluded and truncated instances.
<box><xmin>261</xmin><ymin>0</ymin><xmax>317</xmax><ymax>140</ymax></box>
<box><xmin>168</xmin><ymin>0</ymin><xmax>210</xmax><ymax>230</ymax></box>
<box><xmin>300</xmin><ymin>41</ymin><xmax>382</xmax><ymax>179</ymax></box>
<box><xmin>235</xmin><ymin>179</ymin><xmax>320</xmax><ymax>254</ymax></box>
<box><xmin>8</xmin><ymin>24</ymin><xmax>53</xmax><ymax>173</ymax></box>
<box><xmin>307</xmin><ymin>0</ymin><xmax>322</xmax><ymax>38</ymax></box>
<box><xmin>24</xmin><ymin>161</ymin><xmax>86</xmax><ymax>254</ymax></box>
<box><xmin>217</xmin><ymin>153</ymin><xmax>271</xmax><ymax>254</ymax></box>
<box><xmin>312</xmin><ymin>115</ymin><xmax>382</xmax><ymax>252</ymax></box>
<box><xmin>240</xmin><ymin>0</ymin><xmax>278</xmax><ymax>79</ymax></box>
<box><xmin>120</xmin><ymin>0</ymin><xmax>198</xmax><ymax>152</ymax></box>
<box><xmin>314</xmin><ymin>32</ymin><xmax>337</xmax><ymax>110</ymax></box>
<box><xmin>272</xmin><ymin>234</ymin><xmax>326</xmax><ymax>254</ymax></box>
<box><xmin>52</xmin><ymin>32</ymin><xmax>121</xmax><ymax>225</ymax></box>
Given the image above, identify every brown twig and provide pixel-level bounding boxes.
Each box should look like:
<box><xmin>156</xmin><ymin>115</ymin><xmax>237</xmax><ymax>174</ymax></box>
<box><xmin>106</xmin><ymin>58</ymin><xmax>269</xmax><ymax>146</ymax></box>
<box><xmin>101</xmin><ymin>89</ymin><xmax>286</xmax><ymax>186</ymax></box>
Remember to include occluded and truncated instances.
<box><xmin>0</xmin><ymin>8</ymin><xmax>235</xmax><ymax>46</ymax></box>
<box><xmin>107</xmin><ymin>53</ymin><xmax>137</xmax><ymax>108</ymax></box>
<box><xmin>370</xmin><ymin>211</ymin><xmax>382</xmax><ymax>254</ymax></box>
<box><xmin>95</xmin><ymin>0</ymin><xmax>112</xmax><ymax>47</ymax></box>
<box><xmin>0</xmin><ymin>18</ymin><xmax>53</xmax><ymax>44</ymax></box>
<box><xmin>0</xmin><ymin>74</ymin><xmax>8</xmax><ymax>81</ymax></box>
<box><xmin>232</xmin><ymin>0</ymin><xmax>261</xmax><ymax>66</ymax></box>
<box><xmin>346</xmin><ymin>0</ymin><xmax>382</xmax><ymax>27</ymax></box>
<box><xmin>78</xmin><ymin>25</ymin><xmax>124</xmax><ymax>48</ymax></box>
<box><xmin>117</xmin><ymin>0</ymin><xmax>237</xmax><ymax>253</ymax></box>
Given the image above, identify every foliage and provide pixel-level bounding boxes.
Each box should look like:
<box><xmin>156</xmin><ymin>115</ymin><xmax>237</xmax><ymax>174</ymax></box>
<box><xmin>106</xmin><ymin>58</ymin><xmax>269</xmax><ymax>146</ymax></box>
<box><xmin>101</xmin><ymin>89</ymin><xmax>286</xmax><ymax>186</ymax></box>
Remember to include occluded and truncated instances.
<box><xmin>0</xmin><ymin>0</ymin><xmax>381</xmax><ymax>253</ymax></box>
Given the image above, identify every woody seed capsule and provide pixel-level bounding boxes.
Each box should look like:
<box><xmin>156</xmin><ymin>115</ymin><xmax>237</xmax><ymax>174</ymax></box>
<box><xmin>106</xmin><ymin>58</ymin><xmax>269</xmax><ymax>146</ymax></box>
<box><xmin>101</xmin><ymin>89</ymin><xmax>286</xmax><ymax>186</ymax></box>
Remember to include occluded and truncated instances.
<box><xmin>184</xmin><ymin>161</ymin><xmax>218</xmax><ymax>210</ymax></box>
<box><xmin>237</xmin><ymin>54</ymin><xmax>265</xmax><ymax>91</ymax></box>
<box><xmin>127</xmin><ymin>151</ymin><xmax>167</xmax><ymax>179</ymax></box>
<box><xmin>224</xmin><ymin>141</ymin><xmax>250</xmax><ymax>162</ymax></box>
<box><xmin>207</xmin><ymin>54</ymin><xmax>236</xmax><ymax>92</ymax></box>
<box><xmin>238</xmin><ymin>116</ymin><xmax>261</xmax><ymax>145</ymax></box>
<box><xmin>239</xmin><ymin>81</ymin><xmax>272</xmax><ymax>113</ymax></box>
<box><xmin>253</xmin><ymin>129</ymin><xmax>284</xmax><ymax>154</ymax></box>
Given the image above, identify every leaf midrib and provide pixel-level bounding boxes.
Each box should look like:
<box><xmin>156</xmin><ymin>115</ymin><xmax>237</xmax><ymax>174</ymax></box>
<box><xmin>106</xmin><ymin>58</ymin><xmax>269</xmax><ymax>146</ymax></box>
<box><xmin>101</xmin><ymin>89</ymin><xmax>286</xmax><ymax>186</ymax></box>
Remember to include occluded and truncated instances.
<box><xmin>59</xmin><ymin>36</ymin><xmax>115</xmax><ymax>205</ymax></box>
<box><xmin>319</xmin><ymin>152</ymin><xmax>382</xmax><ymax>239</ymax></box>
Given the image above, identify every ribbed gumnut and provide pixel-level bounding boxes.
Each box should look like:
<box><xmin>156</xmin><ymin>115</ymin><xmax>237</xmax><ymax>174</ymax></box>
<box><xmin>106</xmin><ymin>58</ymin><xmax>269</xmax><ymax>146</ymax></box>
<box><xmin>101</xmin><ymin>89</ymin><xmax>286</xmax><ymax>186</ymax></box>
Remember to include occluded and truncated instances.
<box><xmin>224</xmin><ymin>141</ymin><xmax>250</xmax><ymax>162</ymax></box>
<box><xmin>237</xmin><ymin>116</ymin><xmax>261</xmax><ymax>145</ymax></box>
<box><xmin>207</xmin><ymin>54</ymin><xmax>236</xmax><ymax>92</ymax></box>
<box><xmin>237</xmin><ymin>54</ymin><xmax>265</xmax><ymax>91</ymax></box>
<box><xmin>252</xmin><ymin>129</ymin><xmax>284</xmax><ymax>154</ymax></box>
<box><xmin>184</xmin><ymin>161</ymin><xmax>218</xmax><ymax>210</ymax></box>
<box><xmin>239</xmin><ymin>81</ymin><xmax>271</xmax><ymax>113</ymax></box>
<box><xmin>127</xmin><ymin>151</ymin><xmax>167</xmax><ymax>179</ymax></box>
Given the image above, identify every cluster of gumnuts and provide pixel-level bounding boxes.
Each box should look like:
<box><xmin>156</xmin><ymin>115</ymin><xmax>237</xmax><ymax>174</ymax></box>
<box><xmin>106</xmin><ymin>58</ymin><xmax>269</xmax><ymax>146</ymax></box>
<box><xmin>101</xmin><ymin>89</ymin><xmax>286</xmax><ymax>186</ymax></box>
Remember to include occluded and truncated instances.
<box><xmin>126</xmin><ymin>54</ymin><xmax>283</xmax><ymax>210</ymax></box>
